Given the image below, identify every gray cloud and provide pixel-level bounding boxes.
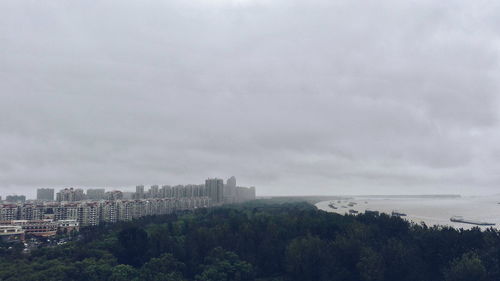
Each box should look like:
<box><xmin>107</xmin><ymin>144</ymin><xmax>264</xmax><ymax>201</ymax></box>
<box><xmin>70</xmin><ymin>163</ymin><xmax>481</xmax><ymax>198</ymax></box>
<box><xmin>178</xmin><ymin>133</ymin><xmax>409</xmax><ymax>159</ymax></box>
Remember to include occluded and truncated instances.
<box><xmin>1</xmin><ymin>0</ymin><xmax>499</xmax><ymax>197</ymax></box>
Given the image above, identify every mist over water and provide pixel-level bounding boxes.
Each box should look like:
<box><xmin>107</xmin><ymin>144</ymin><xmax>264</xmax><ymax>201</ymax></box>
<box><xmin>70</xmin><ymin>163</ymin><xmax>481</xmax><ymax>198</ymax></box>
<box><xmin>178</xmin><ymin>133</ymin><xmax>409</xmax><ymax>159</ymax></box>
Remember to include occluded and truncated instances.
<box><xmin>317</xmin><ymin>196</ymin><xmax>500</xmax><ymax>230</ymax></box>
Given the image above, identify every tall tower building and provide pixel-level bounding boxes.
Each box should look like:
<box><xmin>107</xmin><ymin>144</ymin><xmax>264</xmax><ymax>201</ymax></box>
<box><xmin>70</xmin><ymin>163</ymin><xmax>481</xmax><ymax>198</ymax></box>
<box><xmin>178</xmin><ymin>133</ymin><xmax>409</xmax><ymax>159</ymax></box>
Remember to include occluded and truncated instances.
<box><xmin>227</xmin><ymin>176</ymin><xmax>236</xmax><ymax>188</ymax></box>
<box><xmin>56</xmin><ymin>188</ymin><xmax>84</xmax><ymax>202</ymax></box>
<box><xmin>205</xmin><ymin>178</ymin><xmax>224</xmax><ymax>205</ymax></box>
<box><xmin>37</xmin><ymin>188</ymin><xmax>55</xmax><ymax>201</ymax></box>
<box><xmin>135</xmin><ymin>185</ymin><xmax>145</xmax><ymax>199</ymax></box>
<box><xmin>105</xmin><ymin>190</ymin><xmax>123</xmax><ymax>200</ymax></box>
<box><xmin>161</xmin><ymin>185</ymin><xmax>172</xmax><ymax>198</ymax></box>
<box><xmin>224</xmin><ymin>176</ymin><xmax>236</xmax><ymax>203</ymax></box>
<box><xmin>149</xmin><ymin>185</ymin><xmax>159</xmax><ymax>198</ymax></box>
<box><xmin>86</xmin><ymin>189</ymin><xmax>105</xmax><ymax>200</ymax></box>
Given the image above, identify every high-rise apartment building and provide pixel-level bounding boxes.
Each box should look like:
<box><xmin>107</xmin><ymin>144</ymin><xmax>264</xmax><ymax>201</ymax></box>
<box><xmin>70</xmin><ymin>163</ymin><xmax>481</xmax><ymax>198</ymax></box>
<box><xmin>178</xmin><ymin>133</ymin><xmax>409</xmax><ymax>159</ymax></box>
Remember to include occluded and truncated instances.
<box><xmin>6</xmin><ymin>195</ymin><xmax>26</xmax><ymax>203</ymax></box>
<box><xmin>105</xmin><ymin>190</ymin><xmax>123</xmax><ymax>201</ymax></box>
<box><xmin>122</xmin><ymin>192</ymin><xmax>134</xmax><ymax>200</ymax></box>
<box><xmin>161</xmin><ymin>185</ymin><xmax>172</xmax><ymax>198</ymax></box>
<box><xmin>86</xmin><ymin>189</ymin><xmax>105</xmax><ymax>200</ymax></box>
<box><xmin>135</xmin><ymin>185</ymin><xmax>145</xmax><ymax>199</ymax></box>
<box><xmin>224</xmin><ymin>176</ymin><xmax>237</xmax><ymax>203</ymax></box>
<box><xmin>56</xmin><ymin>188</ymin><xmax>85</xmax><ymax>202</ymax></box>
<box><xmin>149</xmin><ymin>185</ymin><xmax>159</xmax><ymax>198</ymax></box>
<box><xmin>234</xmin><ymin>186</ymin><xmax>256</xmax><ymax>202</ymax></box>
<box><xmin>37</xmin><ymin>188</ymin><xmax>55</xmax><ymax>201</ymax></box>
<box><xmin>205</xmin><ymin>178</ymin><xmax>224</xmax><ymax>205</ymax></box>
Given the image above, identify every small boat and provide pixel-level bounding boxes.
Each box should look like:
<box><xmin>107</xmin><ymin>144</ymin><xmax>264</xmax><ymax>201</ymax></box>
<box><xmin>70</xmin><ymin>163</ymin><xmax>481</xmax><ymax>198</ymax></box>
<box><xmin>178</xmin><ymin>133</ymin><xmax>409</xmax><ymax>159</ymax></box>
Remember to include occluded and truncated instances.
<box><xmin>450</xmin><ymin>216</ymin><xmax>495</xmax><ymax>226</ymax></box>
<box><xmin>391</xmin><ymin>210</ymin><xmax>407</xmax><ymax>217</ymax></box>
<box><xmin>349</xmin><ymin>209</ymin><xmax>359</xmax><ymax>214</ymax></box>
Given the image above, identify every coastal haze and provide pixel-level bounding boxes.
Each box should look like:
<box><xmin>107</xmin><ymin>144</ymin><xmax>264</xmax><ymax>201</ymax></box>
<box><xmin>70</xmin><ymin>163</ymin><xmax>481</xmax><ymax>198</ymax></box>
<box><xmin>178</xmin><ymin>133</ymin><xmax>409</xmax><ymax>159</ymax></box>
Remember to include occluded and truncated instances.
<box><xmin>317</xmin><ymin>195</ymin><xmax>500</xmax><ymax>230</ymax></box>
<box><xmin>4</xmin><ymin>1</ymin><xmax>500</xmax><ymax>281</ymax></box>
<box><xmin>2</xmin><ymin>0</ymin><xmax>500</xmax><ymax>198</ymax></box>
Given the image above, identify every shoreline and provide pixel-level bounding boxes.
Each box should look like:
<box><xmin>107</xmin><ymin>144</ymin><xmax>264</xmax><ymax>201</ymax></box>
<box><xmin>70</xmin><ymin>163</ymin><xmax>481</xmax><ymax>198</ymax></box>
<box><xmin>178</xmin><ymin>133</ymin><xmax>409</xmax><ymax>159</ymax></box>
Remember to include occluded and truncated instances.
<box><xmin>316</xmin><ymin>196</ymin><xmax>500</xmax><ymax>230</ymax></box>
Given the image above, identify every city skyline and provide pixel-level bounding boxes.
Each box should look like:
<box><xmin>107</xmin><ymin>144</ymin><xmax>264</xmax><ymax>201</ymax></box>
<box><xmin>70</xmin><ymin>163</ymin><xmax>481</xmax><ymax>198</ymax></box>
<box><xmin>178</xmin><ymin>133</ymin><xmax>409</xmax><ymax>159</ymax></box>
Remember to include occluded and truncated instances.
<box><xmin>1</xmin><ymin>176</ymin><xmax>256</xmax><ymax>229</ymax></box>
<box><xmin>1</xmin><ymin>176</ymin><xmax>255</xmax><ymax>201</ymax></box>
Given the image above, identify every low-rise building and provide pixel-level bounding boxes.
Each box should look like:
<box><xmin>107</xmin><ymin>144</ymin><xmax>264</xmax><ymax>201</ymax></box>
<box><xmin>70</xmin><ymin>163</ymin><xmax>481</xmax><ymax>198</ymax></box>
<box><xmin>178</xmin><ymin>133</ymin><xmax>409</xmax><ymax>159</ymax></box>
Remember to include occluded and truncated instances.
<box><xmin>8</xmin><ymin>220</ymin><xmax>58</xmax><ymax>237</ymax></box>
<box><xmin>0</xmin><ymin>225</ymin><xmax>24</xmax><ymax>242</ymax></box>
<box><xmin>57</xmin><ymin>220</ymin><xmax>79</xmax><ymax>234</ymax></box>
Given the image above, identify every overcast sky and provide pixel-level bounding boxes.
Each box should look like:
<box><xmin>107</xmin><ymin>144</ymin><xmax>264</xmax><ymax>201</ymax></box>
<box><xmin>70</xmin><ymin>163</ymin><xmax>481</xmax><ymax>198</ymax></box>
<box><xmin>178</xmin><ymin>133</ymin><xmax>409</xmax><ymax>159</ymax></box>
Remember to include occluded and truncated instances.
<box><xmin>1</xmin><ymin>0</ymin><xmax>500</xmax><ymax>197</ymax></box>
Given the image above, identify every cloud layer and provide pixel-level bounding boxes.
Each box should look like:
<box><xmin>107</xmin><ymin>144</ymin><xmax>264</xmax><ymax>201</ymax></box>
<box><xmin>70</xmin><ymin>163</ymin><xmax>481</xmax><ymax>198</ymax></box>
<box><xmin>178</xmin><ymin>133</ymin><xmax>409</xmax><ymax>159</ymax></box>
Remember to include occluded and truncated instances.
<box><xmin>1</xmin><ymin>0</ymin><xmax>499</xmax><ymax>197</ymax></box>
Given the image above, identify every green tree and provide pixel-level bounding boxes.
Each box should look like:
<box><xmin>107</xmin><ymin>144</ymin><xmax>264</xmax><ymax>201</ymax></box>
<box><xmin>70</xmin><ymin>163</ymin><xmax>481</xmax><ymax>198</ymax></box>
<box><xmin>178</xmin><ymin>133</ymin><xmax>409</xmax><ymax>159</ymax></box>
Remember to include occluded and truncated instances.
<box><xmin>116</xmin><ymin>227</ymin><xmax>149</xmax><ymax>266</ymax></box>
<box><xmin>110</xmin><ymin>264</ymin><xmax>139</xmax><ymax>281</ymax></box>
<box><xmin>78</xmin><ymin>258</ymin><xmax>113</xmax><ymax>281</ymax></box>
<box><xmin>140</xmin><ymin>253</ymin><xmax>186</xmax><ymax>281</ymax></box>
<box><xmin>285</xmin><ymin>235</ymin><xmax>331</xmax><ymax>281</ymax></box>
<box><xmin>195</xmin><ymin>247</ymin><xmax>254</xmax><ymax>281</ymax></box>
<box><xmin>444</xmin><ymin>252</ymin><xmax>487</xmax><ymax>281</ymax></box>
<box><xmin>356</xmin><ymin>247</ymin><xmax>385</xmax><ymax>281</ymax></box>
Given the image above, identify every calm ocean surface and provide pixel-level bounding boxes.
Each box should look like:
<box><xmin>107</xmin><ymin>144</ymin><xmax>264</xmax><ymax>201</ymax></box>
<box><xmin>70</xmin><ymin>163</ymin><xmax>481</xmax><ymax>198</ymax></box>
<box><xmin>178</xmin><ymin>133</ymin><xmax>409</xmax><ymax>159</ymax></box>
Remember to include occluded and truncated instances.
<box><xmin>316</xmin><ymin>196</ymin><xmax>500</xmax><ymax>230</ymax></box>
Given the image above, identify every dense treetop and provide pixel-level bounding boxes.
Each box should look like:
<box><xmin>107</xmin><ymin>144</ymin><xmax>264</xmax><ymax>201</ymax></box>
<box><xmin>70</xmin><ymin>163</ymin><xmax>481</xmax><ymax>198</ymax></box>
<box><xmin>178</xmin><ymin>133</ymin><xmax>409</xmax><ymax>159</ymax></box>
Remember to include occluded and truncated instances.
<box><xmin>0</xmin><ymin>200</ymin><xmax>498</xmax><ymax>281</ymax></box>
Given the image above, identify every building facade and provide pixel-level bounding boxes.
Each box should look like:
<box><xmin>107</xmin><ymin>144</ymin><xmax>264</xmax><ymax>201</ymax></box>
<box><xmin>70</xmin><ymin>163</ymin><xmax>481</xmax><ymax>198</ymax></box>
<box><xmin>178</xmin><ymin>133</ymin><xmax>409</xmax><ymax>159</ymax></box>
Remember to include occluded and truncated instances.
<box><xmin>86</xmin><ymin>189</ymin><xmax>105</xmax><ymax>200</ymax></box>
<box><xmin>6</xmin><ymin>195</ymin><xmax>26</xmax><ymax>203</ymax></box>
<box><xmin>134</xmin><ymin>185</ymin><xmax>145</xmax><ymax>199</ymax></box>
<box><xmin>37</xmin><ymin>188</ymin><xmax>55</xmax><ymax>201</ymax></box>
<box><xmin>0</xmin><ymin>225</ymin><xmax>24</xmax><ymax>242</ymax></box>
<box><xmin>56</xmin><ymin>188</ymin><xmax>85</xmax><ymax>202</ymax></box>
<box><xmin>205</xmin><ymin>178</ymin><xmax>224</xmax><ymax>205</ymax></box>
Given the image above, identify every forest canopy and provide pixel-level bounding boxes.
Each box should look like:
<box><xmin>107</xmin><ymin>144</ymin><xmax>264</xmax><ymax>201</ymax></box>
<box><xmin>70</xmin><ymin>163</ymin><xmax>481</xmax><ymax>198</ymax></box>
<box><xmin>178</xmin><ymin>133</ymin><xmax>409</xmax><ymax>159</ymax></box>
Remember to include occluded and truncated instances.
<box><xmin>0</xmin><ymin>200</ymin><xmax>498</xmax><ymax>281</ymax></box>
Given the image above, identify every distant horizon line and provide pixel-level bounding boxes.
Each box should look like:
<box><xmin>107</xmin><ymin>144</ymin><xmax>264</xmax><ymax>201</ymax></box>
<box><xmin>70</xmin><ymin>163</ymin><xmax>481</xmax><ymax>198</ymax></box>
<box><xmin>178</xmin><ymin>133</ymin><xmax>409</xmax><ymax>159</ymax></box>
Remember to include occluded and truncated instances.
<box><xmin>258</xmin><ymin>194</ymin><xmax>464</xmax><ymax>198</ymax></box>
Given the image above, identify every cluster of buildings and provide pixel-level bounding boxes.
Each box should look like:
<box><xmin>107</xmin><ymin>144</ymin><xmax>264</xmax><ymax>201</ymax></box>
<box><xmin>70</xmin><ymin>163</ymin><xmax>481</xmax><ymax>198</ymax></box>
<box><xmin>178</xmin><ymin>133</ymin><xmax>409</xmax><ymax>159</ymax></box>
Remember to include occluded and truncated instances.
<box><xmin>0</xmin><ymin>177</ymin><xmax>256</xmax><ymax>242</ymax></box>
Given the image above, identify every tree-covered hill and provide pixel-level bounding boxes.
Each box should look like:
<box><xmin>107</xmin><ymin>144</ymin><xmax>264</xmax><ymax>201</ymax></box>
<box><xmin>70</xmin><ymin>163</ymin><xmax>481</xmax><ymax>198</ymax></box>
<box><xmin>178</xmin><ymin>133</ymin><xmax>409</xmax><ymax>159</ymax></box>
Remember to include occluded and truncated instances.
<box><xmin>0</xmin><ymin>200</ymin><xmax>498</xmax><ymax>281</ymax></box>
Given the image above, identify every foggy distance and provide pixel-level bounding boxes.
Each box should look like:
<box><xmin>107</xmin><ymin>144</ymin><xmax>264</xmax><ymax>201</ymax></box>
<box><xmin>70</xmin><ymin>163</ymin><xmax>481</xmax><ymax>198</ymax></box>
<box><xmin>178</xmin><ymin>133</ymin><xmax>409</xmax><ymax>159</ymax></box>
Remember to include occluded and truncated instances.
<box><xmin>1</xmin><ymin>0</ymin><xmax>499</xmax><ymax>197</ymax></box>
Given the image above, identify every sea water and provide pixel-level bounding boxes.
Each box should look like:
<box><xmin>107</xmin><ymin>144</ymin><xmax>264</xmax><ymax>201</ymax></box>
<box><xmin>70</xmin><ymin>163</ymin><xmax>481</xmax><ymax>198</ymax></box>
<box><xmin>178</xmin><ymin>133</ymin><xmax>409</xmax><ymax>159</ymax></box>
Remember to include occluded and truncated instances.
<box><xmin>316</xmin><ymin>196</ymin><xmax>500</xmax><ymax>230</ymax></box>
